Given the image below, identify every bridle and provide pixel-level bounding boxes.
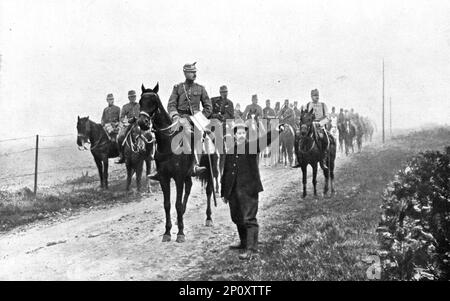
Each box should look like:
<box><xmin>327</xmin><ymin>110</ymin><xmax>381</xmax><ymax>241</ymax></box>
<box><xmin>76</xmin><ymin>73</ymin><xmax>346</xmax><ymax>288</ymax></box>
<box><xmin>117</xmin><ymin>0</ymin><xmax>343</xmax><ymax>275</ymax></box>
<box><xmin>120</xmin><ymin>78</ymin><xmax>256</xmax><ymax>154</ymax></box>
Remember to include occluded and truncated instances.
<box><xmin>77</xmin><ymin>119</ymin><xmax>109</xmax><ymax>151</ymax></box>
<box><xmin>298</xmin><ymin>118</ymin><xmax>317</xmax><ymax>154</ymax></box>
<box><xmin>125</xmin><ymin>122</ymin><xmax>155</xmax><ymax>154</ymax></box>
<box><xmin>139</xmin><ymin>92</ymin><xmax>179</xmax><ymax>136</ymax></box>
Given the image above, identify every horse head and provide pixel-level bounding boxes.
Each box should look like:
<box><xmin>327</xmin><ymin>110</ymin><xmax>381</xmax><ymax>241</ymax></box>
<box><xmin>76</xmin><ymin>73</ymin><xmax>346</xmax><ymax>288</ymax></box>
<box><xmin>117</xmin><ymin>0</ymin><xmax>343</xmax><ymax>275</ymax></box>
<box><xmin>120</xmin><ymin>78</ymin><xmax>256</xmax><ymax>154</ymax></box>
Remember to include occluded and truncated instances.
<box><xmin>299</xmin><ymin>108</ymin><xmax>315</xmax><ymax>137</ymax></box>
<box><xmin>138</xmin><ymin>83</ymin><xmax>161</xmax><ymax>131</ymax></box>
<box><xmin>129</xmin><ymin>125</ymin><xmax>148</xmax><ymax>153</ymax></box>
<box><xmin>77</xmin><ymin>116</ymin><xmax>91</xmax><ymax>150</ymax></box>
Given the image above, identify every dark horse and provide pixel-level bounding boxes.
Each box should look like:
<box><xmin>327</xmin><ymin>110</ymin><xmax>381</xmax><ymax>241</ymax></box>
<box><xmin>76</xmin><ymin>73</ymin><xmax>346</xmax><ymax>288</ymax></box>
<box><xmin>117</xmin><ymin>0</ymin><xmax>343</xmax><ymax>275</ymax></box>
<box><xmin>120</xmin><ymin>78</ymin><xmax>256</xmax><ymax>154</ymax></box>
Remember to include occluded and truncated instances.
<box><xmin>294</xmin><ymin>109</ymin><xmax>336</xmax><ymax>197</ymax></box>
<box><xmin>76</xmin><ymin>116</ymin><xmax>153</xmax><ymax>190</ymax></box>
<box><xmin>340</xmin><ymin>119</ymin><xmax>356</xmax><ymax>156</ymax></box>
<box><xmin>77</xmin><ymin>116</ymin><xmax>119</xmax><ymax>189</ymax></box>
<box><xmin>137</xmin><ymin>83</ymin><xmax>216</xmax><ymax>243</ymax></box>
<box><xmin>123</xmin><ymin>124</ymin><xmax>155</xmax><ymax>192</ymax></box>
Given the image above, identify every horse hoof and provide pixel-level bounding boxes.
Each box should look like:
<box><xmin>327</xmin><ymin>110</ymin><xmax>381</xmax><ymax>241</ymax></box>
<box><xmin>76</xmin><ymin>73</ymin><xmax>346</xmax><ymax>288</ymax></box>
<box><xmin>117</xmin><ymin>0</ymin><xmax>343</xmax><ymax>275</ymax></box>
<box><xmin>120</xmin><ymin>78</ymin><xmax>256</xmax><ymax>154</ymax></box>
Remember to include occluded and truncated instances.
<box><xmin>176</xmin><ymin>235</ymin><xmax>185</xmax><ymax>243</ymax></box>
<box><xmin>205</xmin><ymin>220</ymin><xmax>213</xmax><ymax>227</ymax></box>
<box><xmin>162</xmin><ymin>234</ymin><xmax>171</xmax><ymax>242</ymax></box>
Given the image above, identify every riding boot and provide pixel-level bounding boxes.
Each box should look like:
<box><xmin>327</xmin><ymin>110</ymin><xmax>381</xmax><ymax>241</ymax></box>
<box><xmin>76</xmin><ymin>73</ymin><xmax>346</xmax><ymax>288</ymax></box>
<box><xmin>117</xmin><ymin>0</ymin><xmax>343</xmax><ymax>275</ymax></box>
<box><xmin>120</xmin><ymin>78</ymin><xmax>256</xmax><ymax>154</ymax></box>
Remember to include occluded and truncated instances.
<box><xmin>115</xmin><ymin>124</ymin><xmax>132</xmax><ymax>164</ymax></box>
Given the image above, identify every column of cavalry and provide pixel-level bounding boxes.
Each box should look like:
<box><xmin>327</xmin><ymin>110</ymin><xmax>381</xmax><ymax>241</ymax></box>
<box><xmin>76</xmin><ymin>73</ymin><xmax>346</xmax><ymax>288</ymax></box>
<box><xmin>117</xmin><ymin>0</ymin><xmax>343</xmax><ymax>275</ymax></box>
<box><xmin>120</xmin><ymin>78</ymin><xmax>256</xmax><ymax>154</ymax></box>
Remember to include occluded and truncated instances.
<box><xmin>75</xmin><ymin>62</ymin><xmax>376</xmax><ymax>254</ymax></box>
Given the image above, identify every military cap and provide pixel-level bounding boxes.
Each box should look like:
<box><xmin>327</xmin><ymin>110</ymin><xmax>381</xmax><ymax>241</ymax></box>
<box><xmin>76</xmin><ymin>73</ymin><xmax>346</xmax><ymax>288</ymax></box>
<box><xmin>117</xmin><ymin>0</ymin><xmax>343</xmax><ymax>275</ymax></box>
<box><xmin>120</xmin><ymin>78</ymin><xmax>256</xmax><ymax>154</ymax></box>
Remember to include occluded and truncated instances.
<box><xmin>311</xmin><ymin>89</ymin><xmax>319</xmax><ymax>96</ymax></box>
<box><xmin>128</xmin><ymin>90</ymin><xmax>136</xmax><ymax>97</ymax></box>
<box><xmin>183</xmin><ymin>62</ymin><xmax>197</xmax><ymax>72</ymax></box>
<box><xmin>106</xmin><ymin>93</ymin><xmax>114</xmax><ymax>100</ymax></box>
<box><xmin>219</xmin><ymin>85</ymin><xmax>228</xmax><ymax>92</ymax></box>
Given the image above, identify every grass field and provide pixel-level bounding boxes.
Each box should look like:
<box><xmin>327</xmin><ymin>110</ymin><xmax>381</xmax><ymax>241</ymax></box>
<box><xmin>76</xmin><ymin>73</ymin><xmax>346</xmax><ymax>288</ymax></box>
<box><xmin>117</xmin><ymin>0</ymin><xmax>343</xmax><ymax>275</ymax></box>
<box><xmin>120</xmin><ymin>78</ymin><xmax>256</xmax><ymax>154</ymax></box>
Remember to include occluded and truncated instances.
<box><xmin>187</xmin><ymin>127</ymin><xmax>450</xmax><ymax>280</ymax></box>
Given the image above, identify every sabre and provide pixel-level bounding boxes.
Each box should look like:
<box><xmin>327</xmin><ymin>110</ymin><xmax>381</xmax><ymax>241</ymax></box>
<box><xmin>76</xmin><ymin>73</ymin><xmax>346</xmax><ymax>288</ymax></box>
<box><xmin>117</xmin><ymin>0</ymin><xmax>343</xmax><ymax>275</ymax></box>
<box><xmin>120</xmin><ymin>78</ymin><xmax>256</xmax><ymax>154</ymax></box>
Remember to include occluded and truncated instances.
<box><xmin>204</xmin><ymin>132</ymin><xmax>217</xmax><ymax>207</ymax></box>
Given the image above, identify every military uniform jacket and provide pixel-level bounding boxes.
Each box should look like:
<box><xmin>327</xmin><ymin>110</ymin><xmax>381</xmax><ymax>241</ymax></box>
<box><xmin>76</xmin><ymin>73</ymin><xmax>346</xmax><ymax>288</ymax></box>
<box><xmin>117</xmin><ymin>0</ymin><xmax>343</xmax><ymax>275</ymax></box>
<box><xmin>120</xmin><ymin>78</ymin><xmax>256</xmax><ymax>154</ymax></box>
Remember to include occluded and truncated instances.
<box><xmin>294</xmin><ymin>107</ymin><xmax>301</xmax><ymax>120</ymax></box>
<box><xmin>101</xmin><ymin>105</ymin><xmax>120</xmax><ymax>126</ymax></box>
<box><xmin>221</xmin><ymin>131</ymin><xmax>273</xmax><ymax>199</ymax></box>
<box><xmin>306</xmin><ymin>101</ymin><xmax>328</xmax><ymax>121</ymax></box>
<box><xmin>242</xmin><ymin>104</ymin><xmax>263</xmax><ymax>120</ymax></box>
<box><xmin>210</xmin><ymin>97</ymin><xmax>234</xmax><ymax>122</ymax></box>
<box><xmin>338</xmin><ymin>112</ymin><xmax>345</xmax><ymax>124</ymax></box>
<box><xmin>262</xmin><ymin>107</ymin><xmax>276</xmax><ymax>119</ymax></box>
<box><xmin>278</xmin><ymin>105</ymin><xmax>295</xmax><ymax>125</ymax></box>
<box><xmin>167</xmin><ymin>81</ymin><xmax>212</xmax><ymax>119</ymax></box>
<box><xmin>120</xmin><ymin>102</ymin><xmax>140</xmax><ymax>121</ymax></box>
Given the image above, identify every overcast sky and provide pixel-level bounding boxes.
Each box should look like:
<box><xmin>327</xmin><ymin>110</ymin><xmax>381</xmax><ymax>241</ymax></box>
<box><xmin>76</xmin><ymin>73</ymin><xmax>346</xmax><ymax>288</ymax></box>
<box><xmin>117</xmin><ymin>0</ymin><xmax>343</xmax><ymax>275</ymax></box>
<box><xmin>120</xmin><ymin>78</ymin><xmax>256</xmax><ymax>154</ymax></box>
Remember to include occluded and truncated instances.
<box><xmin>0</xmin><ymin>0</ymin><xmax>449</xmax><ymax>139</ymax></box>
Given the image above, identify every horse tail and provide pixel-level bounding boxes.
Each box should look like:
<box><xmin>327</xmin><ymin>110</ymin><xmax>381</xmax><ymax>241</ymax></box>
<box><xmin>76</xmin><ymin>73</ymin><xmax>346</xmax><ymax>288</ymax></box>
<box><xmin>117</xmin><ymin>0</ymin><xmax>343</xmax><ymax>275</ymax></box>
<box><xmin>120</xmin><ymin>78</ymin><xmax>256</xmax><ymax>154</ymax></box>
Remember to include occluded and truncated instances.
<box><xmin>197</xmin><ymin>152</ymin><xmax>219</xmax><ymax>186</ymax></box>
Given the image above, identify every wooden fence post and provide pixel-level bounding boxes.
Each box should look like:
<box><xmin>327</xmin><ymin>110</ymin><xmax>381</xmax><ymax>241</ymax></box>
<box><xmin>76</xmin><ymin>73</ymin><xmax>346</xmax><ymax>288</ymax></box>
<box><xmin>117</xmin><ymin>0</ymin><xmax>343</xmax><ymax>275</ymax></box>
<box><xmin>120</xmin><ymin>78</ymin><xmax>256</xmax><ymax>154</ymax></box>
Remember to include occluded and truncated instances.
<box><xmin>34</xmin><ymin>134</ymin><xmax>39</xmax><ymax>196</ymax></box>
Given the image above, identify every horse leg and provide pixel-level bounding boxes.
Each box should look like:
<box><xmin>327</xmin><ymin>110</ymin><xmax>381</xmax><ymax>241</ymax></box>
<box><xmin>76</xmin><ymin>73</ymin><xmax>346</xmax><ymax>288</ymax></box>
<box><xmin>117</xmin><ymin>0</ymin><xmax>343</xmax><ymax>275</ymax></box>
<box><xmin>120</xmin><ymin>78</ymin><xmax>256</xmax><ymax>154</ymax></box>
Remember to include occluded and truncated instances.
<box><xmin>126</xmin><ymin>164</ymin><xmax>133</xmax><ymax>191</ymax></box>
<box><xmin>145</xmin><ymin>159</ymin><xmax>152</xmax><ymax>193</ymax></box>
<box><xmin>288</xmin><ymin>147</ymin><xmax>293</xmax><ymax>167</ymax></box>
<box><xmin>345</xmin><ymin>140</ymin><xmax>349</xmax><ymax>156</ymax></box>
<box><xmin>94</xmin><ymin>157</ymin><xmax>104</xmax><ymax>188</ymax></box>
<box><xmin>175</xmin><ymin>179</ymin><xmax>186</xmax><ymax>243</ymax></box>
<box><xmin>182</xmin><ymin>177</ymin><xmax>192</xmax><ymax>214</ymax></box>
<box><xmin>322</xmin><ymin>161</ymin><xmax>329</xmax><ymax>196</ymax></box>
<box><xmin>330</xmin><ymin>157</ymin><xmax>335</xmax><ymax>195</ymax></box>
<box><xmin>312</xmin><ymin>163</ymin><xmax>318</xmax><ymax>196</ymax></box>
<box><xmin>215</xmin><ymin>177</ymin><xmax>219</xmax><ymax>194</ymax></box>
<box><xmin>136</xmin><ymin>162</ymin><xmax>143</xmax><ymax>192</ymax></box>
<box><xmin>301</xmin><ymin>165</ymin><xmax>307</xmax><ymax>198</ymax></box>
<box><xmin>205</xmin><ymin>181</ymin><xmax>213</xmax><ymax>227</ymax></box>
<box><xmin>160</xmin><ymin>178</ymin><xmax>172</xmax><ymax>242</ymax></box>
<box><xmin>103</xmin><ymin>158</ymin><xmax>109</xmax><ymax>189</ymax></box>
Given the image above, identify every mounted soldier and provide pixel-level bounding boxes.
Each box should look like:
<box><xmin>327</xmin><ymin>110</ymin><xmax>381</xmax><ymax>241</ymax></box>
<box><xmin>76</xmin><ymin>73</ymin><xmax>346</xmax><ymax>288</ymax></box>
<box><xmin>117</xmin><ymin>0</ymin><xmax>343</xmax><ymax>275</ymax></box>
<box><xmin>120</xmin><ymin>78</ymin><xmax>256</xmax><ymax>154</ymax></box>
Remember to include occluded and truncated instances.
<box><xmin>234</xmin><ymin>103</ymin><xmax>243</xmax><ymax>122</ymax></box>
<box><xmin>262</xmin><ymin>99</ymin><xmax>276</xmax><ymax>120</ymax></box>
<box><xmin>148</xmin><ymin>62</ymin><xmax>212</xmax><ymax>181</ymax></box>
<box><xmin>274</xmin><ymin>101</ymin><xmax>281</xmax><ymax>117</ymax></box>
<box><xmin>301</xmin><ymin>89</ymin><xmax>330</xmax><ymax>168</ymax></box>
<box><xmin>101</xmin><ymin>93</ymin><xmax>120</xmax><ymax>142</ymax></box>
<box><xmin>277</xmin><ymin>99</ymin><xmax>295</xmax><ymax>128</ymax></box>
<box><xmin>116</xmin><ymin>90</ymin><xmax>140</xmax><ymax>164</ymax></box>
<box><xmin>210</xmin><ymin>85</ymin><xmax>234</xmax><ymax>123</ymax></box>
<box><xmin>328</xmin><ymin>106</ymin><xmax>338</xmax><ymax>139</ymax></box>
<box><xmin>242</xmin><ymin>94</ymin><xmax>263</xmax><ymax>121</ymax></box>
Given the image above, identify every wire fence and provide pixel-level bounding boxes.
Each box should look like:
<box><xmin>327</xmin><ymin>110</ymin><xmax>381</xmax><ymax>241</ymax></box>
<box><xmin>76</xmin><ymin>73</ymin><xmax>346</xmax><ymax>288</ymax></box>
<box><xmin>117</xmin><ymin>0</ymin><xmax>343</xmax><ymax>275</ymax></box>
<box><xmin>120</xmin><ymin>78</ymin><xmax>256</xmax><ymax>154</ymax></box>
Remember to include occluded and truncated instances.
<box><xmin>0</xmin><ymin>133</ymin><xmax>105</xmax><ymax>193</ymax></box>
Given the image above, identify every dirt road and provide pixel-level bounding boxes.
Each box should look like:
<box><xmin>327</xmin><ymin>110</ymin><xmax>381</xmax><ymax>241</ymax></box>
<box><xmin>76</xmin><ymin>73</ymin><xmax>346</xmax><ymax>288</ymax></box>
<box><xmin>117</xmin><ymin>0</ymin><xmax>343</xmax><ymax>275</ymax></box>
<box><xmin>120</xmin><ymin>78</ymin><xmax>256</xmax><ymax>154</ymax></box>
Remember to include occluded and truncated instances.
<box><xmin>1</xmin><ymin>155</ymin><xmax>336</xmax><ymax>280</ymax></box>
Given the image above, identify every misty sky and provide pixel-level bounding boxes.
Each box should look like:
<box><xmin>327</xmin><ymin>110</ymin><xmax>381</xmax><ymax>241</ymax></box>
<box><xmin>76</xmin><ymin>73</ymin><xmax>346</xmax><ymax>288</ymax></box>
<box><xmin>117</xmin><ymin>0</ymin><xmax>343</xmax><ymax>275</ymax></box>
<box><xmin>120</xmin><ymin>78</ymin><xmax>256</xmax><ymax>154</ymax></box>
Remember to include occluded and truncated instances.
<box><xmin>1</xmin><ymin>0</ymin><xmax>449</xmax><ymax>139</ymax></box>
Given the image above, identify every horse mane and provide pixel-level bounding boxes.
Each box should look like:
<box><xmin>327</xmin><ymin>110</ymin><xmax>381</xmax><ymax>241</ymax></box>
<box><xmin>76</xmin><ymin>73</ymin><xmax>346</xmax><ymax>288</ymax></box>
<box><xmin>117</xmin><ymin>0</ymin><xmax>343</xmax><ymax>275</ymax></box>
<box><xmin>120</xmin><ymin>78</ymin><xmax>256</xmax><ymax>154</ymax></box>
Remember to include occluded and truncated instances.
<box><xmin>141</xmin><ymin>87</ymin><xmax>172</xmax><ymax>126</ymax></box>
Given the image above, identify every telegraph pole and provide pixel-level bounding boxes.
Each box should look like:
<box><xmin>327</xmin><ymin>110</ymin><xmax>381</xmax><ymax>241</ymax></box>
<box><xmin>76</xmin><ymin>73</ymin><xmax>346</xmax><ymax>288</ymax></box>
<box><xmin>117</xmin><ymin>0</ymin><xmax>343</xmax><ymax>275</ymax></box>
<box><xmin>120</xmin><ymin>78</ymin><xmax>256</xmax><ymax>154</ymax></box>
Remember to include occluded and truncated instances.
<box><xmin>390</xmin><ymin>97</ymin><xmax>392</xmax><ymax>137</ymax></box>
<box><xmin>382</xmin><ymin>59</ymin><xmax>385</xmax><ymax>144</ymax></box>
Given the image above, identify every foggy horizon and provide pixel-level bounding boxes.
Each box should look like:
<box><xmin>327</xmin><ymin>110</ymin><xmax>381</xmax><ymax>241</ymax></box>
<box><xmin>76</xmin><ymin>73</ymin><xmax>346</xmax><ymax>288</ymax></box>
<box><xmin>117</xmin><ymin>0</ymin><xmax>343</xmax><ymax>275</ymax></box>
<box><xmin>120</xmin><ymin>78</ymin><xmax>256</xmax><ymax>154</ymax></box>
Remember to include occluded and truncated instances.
<box><xmin>1</xmin><ymin>0</ymin><xmax>449</xmax><ymax>140</ymax></box>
